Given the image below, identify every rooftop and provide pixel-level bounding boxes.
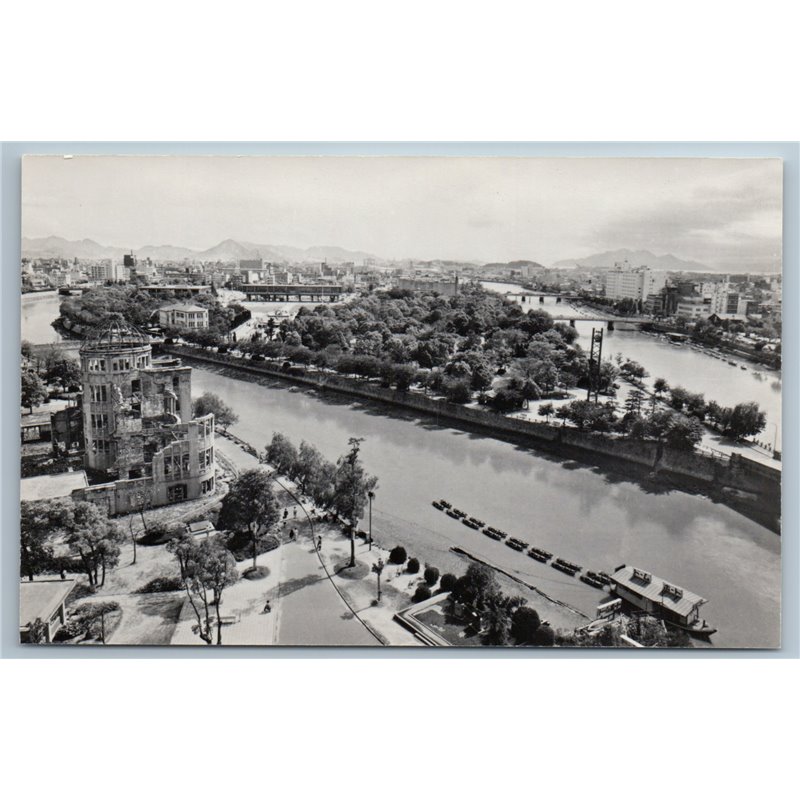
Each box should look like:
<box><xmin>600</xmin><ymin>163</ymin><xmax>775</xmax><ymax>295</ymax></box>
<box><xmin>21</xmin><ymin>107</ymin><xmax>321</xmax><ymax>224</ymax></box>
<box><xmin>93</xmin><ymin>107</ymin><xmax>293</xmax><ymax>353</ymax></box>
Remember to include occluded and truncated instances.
<box><xmin>80</xmin><ymin>317</ymin><xmax>150</xmax><ymax>352</ymax></box>
<box><xmin>611</xmin><ymin>565</ymin><xmax>707</xmax><ymax>618</ymax></box>
<box><xmin>159</xmin><ymin>303</ymin><xmax>208</xmax><ymax>313</ymax></box>
<box><xmin>20</xmin><ymin>470</ymin><xmax>88</xmax><ymax>502</ymax></box>
<box><xmin>20</xmin><ymin>580</ymin><xmax>76</xmax><ymax>628</ymax></box>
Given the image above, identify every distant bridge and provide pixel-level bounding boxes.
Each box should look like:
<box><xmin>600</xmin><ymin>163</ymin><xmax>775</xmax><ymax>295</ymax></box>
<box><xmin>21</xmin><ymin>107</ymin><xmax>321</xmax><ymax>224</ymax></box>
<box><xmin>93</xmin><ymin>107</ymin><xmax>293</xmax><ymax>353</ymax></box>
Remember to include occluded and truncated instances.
<box><xmin>241</xmin><ymin>284</ymin><xmax>346</xmax><ymax>302</ymax></box>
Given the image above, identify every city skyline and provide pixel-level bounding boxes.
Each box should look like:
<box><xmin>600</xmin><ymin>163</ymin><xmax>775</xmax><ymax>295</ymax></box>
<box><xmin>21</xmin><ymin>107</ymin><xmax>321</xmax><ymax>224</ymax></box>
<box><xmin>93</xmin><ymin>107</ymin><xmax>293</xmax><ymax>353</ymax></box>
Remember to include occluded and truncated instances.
<box><xmin>22</xmin><ymin>156</ymin><xmax>783</xmax><ymax>272</ymax></box>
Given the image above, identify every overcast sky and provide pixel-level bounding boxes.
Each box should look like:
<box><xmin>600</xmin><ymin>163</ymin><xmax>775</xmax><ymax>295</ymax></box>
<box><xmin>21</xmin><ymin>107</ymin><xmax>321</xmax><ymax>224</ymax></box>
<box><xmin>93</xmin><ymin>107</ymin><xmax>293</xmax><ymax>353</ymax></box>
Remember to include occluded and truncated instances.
<box><xmin>22</xmin><ymin>155</ymin><xmax>783</xmax><ymax>271</ymax></box>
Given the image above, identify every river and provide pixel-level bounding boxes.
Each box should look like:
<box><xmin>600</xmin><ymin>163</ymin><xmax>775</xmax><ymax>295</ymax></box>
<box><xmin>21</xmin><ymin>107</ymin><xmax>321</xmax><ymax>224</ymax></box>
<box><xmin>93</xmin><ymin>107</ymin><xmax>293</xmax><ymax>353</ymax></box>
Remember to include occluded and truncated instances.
<box><xmin>21</xmin><ymin>287</ymin><xmax>782</xmax><ymax>647</ymax></box>
<box><xmin>21</xmin><ymin>291</ymin><xmax>63</xmax><ymax>344</ymax></box>
<box><xmin>482</xmin><ymin>281</ymin><xmax>782</xmax><ymax>445</ymax></box>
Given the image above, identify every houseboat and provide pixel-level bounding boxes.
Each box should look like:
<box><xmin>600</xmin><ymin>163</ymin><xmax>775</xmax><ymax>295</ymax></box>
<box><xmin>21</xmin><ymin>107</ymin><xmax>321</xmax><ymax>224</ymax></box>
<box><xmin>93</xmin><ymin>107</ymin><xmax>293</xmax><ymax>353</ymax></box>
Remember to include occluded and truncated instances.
<box><xmin>609</xmin><ymin>565</ymin><xmax>716</xmax><ymax>637</ymax></box>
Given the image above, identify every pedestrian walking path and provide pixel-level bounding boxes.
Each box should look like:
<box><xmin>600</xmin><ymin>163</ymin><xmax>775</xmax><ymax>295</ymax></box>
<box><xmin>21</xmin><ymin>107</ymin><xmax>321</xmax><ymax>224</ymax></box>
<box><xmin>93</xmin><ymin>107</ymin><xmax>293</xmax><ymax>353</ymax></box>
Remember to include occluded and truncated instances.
<box><xmin>169</xmin><ymin>435</ymin><xmax>380</xmax><ymax>646</ymax></box>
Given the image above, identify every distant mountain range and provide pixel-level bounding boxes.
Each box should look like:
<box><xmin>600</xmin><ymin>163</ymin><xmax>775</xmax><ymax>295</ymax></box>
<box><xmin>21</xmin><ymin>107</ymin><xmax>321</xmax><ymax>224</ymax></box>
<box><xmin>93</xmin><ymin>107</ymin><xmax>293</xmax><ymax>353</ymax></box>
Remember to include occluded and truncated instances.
<box><xmin>21</xmin><ymin>236</ymin><xmax>379</xmax><ymax>265</ymax></box>
<box><xmin>552</xmin><ymin>249</ymin><xmax>711</xmax><ymax>273</ymax></box>
<box><xmin>479</xmin><ymin>259</ymin><xmax>547</xmax><ymax>272</ymax></box>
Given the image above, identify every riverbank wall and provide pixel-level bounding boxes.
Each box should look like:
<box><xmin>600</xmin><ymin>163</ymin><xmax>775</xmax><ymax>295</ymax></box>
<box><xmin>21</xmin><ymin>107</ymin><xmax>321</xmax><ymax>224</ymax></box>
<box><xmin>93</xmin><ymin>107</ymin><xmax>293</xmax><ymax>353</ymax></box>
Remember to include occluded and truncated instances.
<box><xmin>166</xmin><ymin>346</ymin><xmax>781</xmax><ymax>523</ymax></box>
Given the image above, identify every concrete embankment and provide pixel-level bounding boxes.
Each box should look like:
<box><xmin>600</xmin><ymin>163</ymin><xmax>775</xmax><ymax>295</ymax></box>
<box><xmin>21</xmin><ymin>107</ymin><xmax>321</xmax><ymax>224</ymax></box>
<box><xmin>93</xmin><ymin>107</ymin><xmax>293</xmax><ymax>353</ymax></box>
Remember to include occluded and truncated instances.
<box><xmin>166</xmin><ymin>346</ymin><xmax>781</xmax><ymax>528</ymax></box>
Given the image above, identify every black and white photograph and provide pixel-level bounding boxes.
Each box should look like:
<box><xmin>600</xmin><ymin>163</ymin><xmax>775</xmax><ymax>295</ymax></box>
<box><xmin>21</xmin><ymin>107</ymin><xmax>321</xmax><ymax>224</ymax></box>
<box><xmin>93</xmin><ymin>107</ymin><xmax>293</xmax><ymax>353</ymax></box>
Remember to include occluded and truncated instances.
<box><xmin>18</xmin><ymin>154</ymin><xmax>782</xmax><ymax>649</ymax></box>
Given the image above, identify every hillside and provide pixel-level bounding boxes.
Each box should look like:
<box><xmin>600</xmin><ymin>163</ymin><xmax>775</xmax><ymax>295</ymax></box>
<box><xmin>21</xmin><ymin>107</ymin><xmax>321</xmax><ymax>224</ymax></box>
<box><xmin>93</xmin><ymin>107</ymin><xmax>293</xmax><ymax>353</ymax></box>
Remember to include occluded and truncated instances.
<box><xmin>552</xmin><ymin>249</ymin><xmax>709</xmax><ymax>272</ymax></box>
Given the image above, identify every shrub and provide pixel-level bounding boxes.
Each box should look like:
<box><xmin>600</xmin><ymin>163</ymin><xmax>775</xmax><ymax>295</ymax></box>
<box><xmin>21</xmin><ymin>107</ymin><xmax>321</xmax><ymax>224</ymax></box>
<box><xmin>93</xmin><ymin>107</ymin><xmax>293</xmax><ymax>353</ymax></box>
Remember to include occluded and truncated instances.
<box><xmin>389</xmin><ymin>546</ymin><xmax>407</xmax><ymax>565</ymax></box>
<box><xmin>424</xmin><ymin>566</ymin><xmax>440</xmax><ymax>586</ymax></box>
<box><xmin>511</xmin><ymin>606</ymin><xmax>541</xmax><ymax>644</ymax></box>
<box><xmin>138</xmin><ymin>523</ymin><xmax>181</xmax><ymax>547</ymax></box>
<box><xmin>407</xmin><ymin>557</ymin><xmax>420</xmax><ymax>574</ymax></box>
<box><xmin>224</xmin><ymin>532</ymin><xmax>280</xmax><ymax>562</ymax></box>
<box><xmin>137</xmin><ymin>575</ymin><xmax>184</xmax><ymax>594</ymax></box>
<box><xmin>533</xmin><ymin>624</ymin><xmax>556</xmax><ymax>647</ymax></box>
<box><xmin>439</xmin><ymin>573</ymin><xmax>458</xmax><ymax>592</ymax></box>
<box><xmin>413</xmin><ymin>585</ymin><xmax>432</xmax><ymax>602</ymax></box>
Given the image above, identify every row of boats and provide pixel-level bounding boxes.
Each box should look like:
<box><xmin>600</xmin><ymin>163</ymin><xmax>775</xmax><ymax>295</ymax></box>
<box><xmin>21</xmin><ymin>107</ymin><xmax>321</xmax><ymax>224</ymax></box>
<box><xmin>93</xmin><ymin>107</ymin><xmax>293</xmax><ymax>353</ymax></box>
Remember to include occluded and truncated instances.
<box><xmin>432</xmin><ymin>499</ymin><xmax>611</xmax><ymax>589</ymax></box>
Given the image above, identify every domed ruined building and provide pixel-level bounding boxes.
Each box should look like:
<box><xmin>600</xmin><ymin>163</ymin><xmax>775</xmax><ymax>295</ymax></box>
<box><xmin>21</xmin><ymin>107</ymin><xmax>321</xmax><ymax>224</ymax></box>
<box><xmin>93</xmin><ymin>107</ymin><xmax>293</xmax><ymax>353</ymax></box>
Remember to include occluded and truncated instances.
<box><xmin>72</xmin><ymin>317</ymin><xmax>215</xmax><ymax>513</ymax></box>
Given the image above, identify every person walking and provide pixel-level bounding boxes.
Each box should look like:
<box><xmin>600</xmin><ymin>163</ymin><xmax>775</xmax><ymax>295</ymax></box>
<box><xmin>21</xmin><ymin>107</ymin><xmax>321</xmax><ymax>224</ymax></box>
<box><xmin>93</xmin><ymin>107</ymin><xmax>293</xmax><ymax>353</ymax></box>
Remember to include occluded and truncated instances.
<box><xmin>263</xmin><ymin>600</ymin><xmax>272</xmax><ymax>614</ymax></box>
<box><xmin>317</xmin><ymin>536</ymin><xmax>322</xmax><ymax>551</ymax></box>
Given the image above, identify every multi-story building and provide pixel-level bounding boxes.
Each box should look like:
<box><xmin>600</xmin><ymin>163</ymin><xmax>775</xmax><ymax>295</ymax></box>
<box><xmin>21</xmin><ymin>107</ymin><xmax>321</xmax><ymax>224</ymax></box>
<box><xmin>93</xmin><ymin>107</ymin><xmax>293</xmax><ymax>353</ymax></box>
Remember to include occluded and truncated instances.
<box><xmin>603</xmin><ymin>265</ymin><xmax>666</xmax><ymax>302</ymax></box>
<box><xmin>398</xmin><ymin>276</ymin><xmax>460</xmax><ymax>296</ymax></box>
<box><xmin>72</xmin><ymin>319</ymin><xmax>216</xmax><ymax>514</ymax></box>
<box><xmin>675</xmin><ymin>296</ymin><xmax>709</xmax><ymax>320</ymax></box>
<box><xmin>157</xmin><ymin>303</ymin><xmax>210</xmax><ymax>330</ymax></box>
<box><xmin>90</xmin><ymin>260</ymin><xmax>126</xmax><ymax>283</ymax></box>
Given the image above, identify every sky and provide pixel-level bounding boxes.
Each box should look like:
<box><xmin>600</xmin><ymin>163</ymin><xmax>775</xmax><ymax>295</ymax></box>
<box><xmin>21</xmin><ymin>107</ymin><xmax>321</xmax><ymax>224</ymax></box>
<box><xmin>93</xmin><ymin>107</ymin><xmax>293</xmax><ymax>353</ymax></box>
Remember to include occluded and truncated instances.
<box><xmin>22</xmin><ymin>155</ymin><xmax>783</xmax><ymax>271</ymax></box>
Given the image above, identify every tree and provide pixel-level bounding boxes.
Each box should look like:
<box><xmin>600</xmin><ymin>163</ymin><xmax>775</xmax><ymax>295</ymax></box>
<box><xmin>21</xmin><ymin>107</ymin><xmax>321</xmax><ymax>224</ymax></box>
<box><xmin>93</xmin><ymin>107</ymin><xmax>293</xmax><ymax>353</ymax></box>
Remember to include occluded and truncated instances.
<box><xmin>76</xmin><ymin>601</ymin><xmax>121</xmax><ymax>644</ymax></box>
<box><xmin>511</xmin><ymin>606</ymin><xmax>541</xmax><ymax>644</ymax></box>
<box><xmin>372</xmin><ymin>558</ymin><xmax>385</xmax><ymax>602</ymax></box>
<box><xmin>21</xmin><ymin>369</ymin><xmax>47</xmax><ymax>412</ymax></box>
<box><xmin>27</xmin><ymin>618</ymin><xmax>48</xmax><ymax>644</ymax></box>
<box><xmin>45</xmin><ymin>354</ymin><xmax>82</xmax><ymax>391</ymax></box>
<box><xmin>180</xmin><ymin>538</ymin><xmax>239</xmax><ymax>645</ymax></box>
<box><xmin>624</xmin><ymin>389</ymin><xmax>645</xmax><ymax>416</ymax></box>
<box><xmin>620</xmin><ymin>360</ymin><xmax>648</xmax><ymax>381</ymax></box>
<box><xmin>537</xmin><ymin>402</ymin><xmax>555</xmax><ymax>423</ymax></box>
<box><xmin>482</xmin><ymin>591</ymin><xmax>511</xmax><ymax>645</ymax></box>
<box><xmin>389</xmin><ymin>546</ymin><xmax>407</xmax><ymax>565</ymax></box>
<box><xmin>192</xmin><ymin>392</ymin><xmax>238</xmax><ymax>432</ymax></box>
<box><xmin>61</xmin><ymin>501</ymin><xmax>126</xmax><ymax>587</ymax></box>
<box><xmin>295</xmin><ymin>441</ymin><xmax>324</xmax><ymax>494</ymax></box>
<box><xmin>451</xmin><ymin>564</ymin><xmax>501</xmax><ymax>618</ymax></box>
<box><xmin>20</xmin><ymin>500</ymin><xmax>57</xmax><ymax>581</ymax></box>
<box><xmin>424</xmin><ymin>566</ymin><xmax>440</xmax><ymax>586</ymax></box>
<box><xmin>653</xmin><ymin>377</ymin><xmax>669</xmax><ymax>397</ymax></box>
<box><xmin>533</xmin><ymin>624</ymin><xmax>556</xmax><ymax>646</ymax></box>
<box><xmin>668</xmin><ymin>386</ymin><xmax>691</xmax><ymax>411</ymax></box>
<box><xmin>440</xmin><ymin>573</ymin><xmax>458</xmax><ymax>592</ymax></box>
<box><xmin>442</xmin><ymin>377</ymin><xmax>472</xmax><ymax>404</ymax></box>
<box><xmin>265</xmin><ymin>432</ymin><xmax>299</xmax><ymax>476</ymax></box>
<box><xmin>218</xmin><ymin>468</ymin><xmax>280</xmax><ymax>569</ymax></box>
<box><xmin>167</xmin><ymin>530</ymin><xmax>196</xmax><ymax>580</ymax></box>
<box><xmin>333</xmin><ymin>438</ymin><xmax>379</xmax><ymax>568</ymax></box>
<box><xmin>726</xmin><ymin>402</ymin><xmax>767</xmax><ymax>440</ymax></box>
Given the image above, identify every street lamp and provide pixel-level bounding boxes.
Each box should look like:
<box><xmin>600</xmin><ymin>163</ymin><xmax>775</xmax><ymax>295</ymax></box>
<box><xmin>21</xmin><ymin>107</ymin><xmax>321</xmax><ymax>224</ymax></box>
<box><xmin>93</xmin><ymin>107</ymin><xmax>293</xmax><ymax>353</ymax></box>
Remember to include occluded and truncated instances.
<box><xmin>368</xmin><ymin>490</ymin><xmax>375</xmax><ymax>551</ymax></box>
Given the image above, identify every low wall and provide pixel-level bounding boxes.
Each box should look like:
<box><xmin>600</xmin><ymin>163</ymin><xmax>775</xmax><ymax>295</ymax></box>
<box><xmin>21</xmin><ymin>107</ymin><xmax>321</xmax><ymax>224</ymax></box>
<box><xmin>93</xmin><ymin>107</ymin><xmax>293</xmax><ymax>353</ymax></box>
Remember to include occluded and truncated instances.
<box><xmin>167</xmin><ymin>347</ymin><xmax>781</xmax><ymax>511</ymax></box>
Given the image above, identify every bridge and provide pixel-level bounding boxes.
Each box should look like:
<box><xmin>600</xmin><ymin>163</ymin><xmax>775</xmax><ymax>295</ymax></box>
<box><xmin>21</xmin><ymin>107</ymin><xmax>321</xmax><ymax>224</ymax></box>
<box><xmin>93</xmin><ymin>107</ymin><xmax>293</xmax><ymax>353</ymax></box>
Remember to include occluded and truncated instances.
<box><xmin>241</xmin><ymin>284</ymin><xmax>347</xmax><ymax>302</ymax></box>
<box><xmin>550</xmin><ymin>315</ymin><xmax>652</xmax><ymax>330</ymax></box>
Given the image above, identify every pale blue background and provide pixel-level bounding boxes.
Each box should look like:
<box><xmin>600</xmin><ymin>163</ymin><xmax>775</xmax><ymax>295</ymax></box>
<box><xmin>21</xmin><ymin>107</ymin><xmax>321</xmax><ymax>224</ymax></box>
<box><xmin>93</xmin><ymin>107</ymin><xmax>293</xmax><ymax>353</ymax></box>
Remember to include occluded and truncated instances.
<box><xmin>2</xmin><ymin>141</ymin><xmax>796</xmax><ymax>658</ymax></box>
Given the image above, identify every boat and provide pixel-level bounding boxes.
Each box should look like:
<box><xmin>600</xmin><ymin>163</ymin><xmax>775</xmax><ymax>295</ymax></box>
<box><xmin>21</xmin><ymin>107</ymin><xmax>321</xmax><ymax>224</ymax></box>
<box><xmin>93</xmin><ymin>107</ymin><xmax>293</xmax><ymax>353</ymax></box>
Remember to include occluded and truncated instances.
<box><xmin>468</xmin><ymin>517</ymin><xmax>485</xmax><ymax>527</ymax></box>
<box><xmin>432</xmin><ymin>500</ymin><xmax>444</xmax><ymax>510</ymax></box>
<box><xmin>609</xmin><ymin>565</ymin><xmax>715</xmax><ymax>639</ymax></box>
<box><xmin>552</xmin><ymin>559</ymin><xmax>579</xmax><ymax>576</ymax></box>
<box><xmin>446</xmin><ymin>509</ymin><xmax>461</xmax><ymax>520</ymax></box>
<box><xmin>483</xmin><ymin>528</ymin><xmax>503</xmax><ymax>541</ymax></box>
<box><xmin>506</xmin><ymin>537</ymin><xmax>527</xmax><ymax>551</ymax></box>
<box><xmin>528</xmin><ymin>547</ymin><xmax>552</xmax><ymax>563</ymax></box>
<box><xmin>439</xmin><ymin>500</ymin><xmax>452</xmax><ymax>509</ymax></box>
<box><xmin>462</xmin><ymin>518</ymin><xmax>481</xmax><ymax>530</ymax></box>
<box><xmin>667</xmin><ymin>619</ymin><xmax>718</xmax><ymax>638</ymax></box>
<box><xmin>580</xmin><ymin>574</ymin><xmax>606</xmax><ymax>589</ymax></box>
<box><xmin>740</xmin><ymin>365</ymin><xmax>747</xmax><ymax>371</ymax></box>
